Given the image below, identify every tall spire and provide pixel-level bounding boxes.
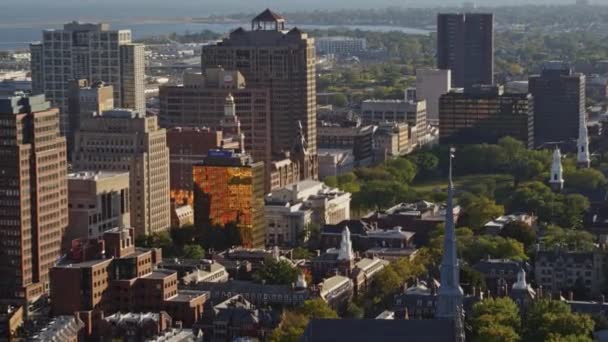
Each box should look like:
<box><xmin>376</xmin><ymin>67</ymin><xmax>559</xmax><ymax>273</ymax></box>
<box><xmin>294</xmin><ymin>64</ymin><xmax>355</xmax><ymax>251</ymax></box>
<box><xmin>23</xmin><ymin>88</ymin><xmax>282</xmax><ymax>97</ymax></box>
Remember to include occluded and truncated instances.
<box><xmin>549</xmin><ymin>146</ymin><xmax>564</xmax><ymax>192</ymax></box>
<box><xmin>436</xmin><ymin>147</ymin><xmax>465</xmax><ymax>342</ymax></box>
<box><xmin>577</xmin><ymin>112</ymin><xmax>590</xmax><ymax>168</ymax></box>
<box><xmin>337</xmin><ymin>226</ymin><xmax>354</xmax><ymax>261</ymax></box>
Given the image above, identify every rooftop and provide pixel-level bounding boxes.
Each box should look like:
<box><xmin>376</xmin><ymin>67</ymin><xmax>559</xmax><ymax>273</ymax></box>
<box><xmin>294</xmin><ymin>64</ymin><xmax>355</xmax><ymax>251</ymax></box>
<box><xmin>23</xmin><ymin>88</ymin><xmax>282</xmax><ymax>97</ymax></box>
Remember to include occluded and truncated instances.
<box><xmin>167</xmin><ymin>290</ymin><xmax>208</xmax><ymax>303</ymax></box>
<box><xmin>301</xmin><ymin>318</ymin><xmax>456</xmax><ymax>342</ymax></box>
<box><xmin>143</xmin><ymin>269</ymin><xmax>177</xmax><ymax>280</ymax></box>
<box><xmin>68</xmin><ymin>170</ymin><xmax>129</xmax><ymax>181</ymax></box>
<box><xmin>253</xmin><ymin>9</ymin><xmax>285</xmax><ymax>22</ymax></box>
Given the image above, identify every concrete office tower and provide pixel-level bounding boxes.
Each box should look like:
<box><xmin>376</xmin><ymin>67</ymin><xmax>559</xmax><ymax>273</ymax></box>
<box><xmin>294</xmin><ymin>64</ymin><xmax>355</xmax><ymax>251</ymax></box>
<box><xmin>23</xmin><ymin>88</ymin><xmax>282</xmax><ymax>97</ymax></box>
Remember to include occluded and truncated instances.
<box><xmin>72</xmin><ymin>109</ymin><xmax>170</xmax><ymax>237</ymax></box>
<box><xmin>529</xmin><ymin>63</ymin><xmax>586</xmax><ymax>146</ymax></box>
<box><xmin>67</xmin><ymin>80</ymin><xmax>114</xmax><ymax>152</ymax></box>
<box><xmin>0</xmin><ymin>92</ymin><xmax>68</xmax><ymax>304</ymax></box>
<box><xmin>159</xmin><ymin>68</ymin><xmax>271</xmax><ymax>172</ymax></box>
<box><xmin>439</xmin><ymin>85</ymin><xmax>534</xmax><ymax>148</ymax></box>
<box><xmin>66</xmin><ymin>171</ymin><xmax>130</xmax><ymax>246</ymax></box>
<box><xmin>201</xmin><ymin>9</ymin><xmax>318</xmax><ymax>162</ymax></box>
<box><xmin>193</xmin><ymin>150</ymin><xmax>266</xmax><ymax>248</ymax></box>
<box><xmin>416</xmin><ymin>68</ymin><xmax>451</xmax><ymax>123</ymax></box>
<box><xmin>30</xmin><ymin>22</ymin><xmax>145</xmax><ymax>136</ymax></box>
<box><xmin>361</xmin><ymin>99</ymin><xmax>428</xmax><ymax>147</ymax></box>
<box><xmin>437</xmin><ymin>13</ymin><xmax>494</xmax><ymax>88</ymax></box>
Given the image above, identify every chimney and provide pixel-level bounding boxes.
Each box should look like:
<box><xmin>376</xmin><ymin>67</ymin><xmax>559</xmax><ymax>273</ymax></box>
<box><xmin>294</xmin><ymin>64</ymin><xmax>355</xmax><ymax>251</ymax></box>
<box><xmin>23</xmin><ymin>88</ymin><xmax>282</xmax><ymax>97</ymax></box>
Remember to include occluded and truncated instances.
<box><xmin>569</xmin><ymin>291</ymin><xmax>574</xmax><ymax>301</ymax></box>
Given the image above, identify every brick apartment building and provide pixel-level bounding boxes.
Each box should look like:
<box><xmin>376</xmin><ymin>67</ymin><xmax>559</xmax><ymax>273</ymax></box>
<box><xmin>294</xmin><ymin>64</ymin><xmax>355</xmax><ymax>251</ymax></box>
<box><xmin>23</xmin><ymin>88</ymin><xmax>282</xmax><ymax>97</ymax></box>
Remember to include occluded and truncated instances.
<box><xmin>50</xmin><ymin>227</ymin><xmax>207</xmax><ymax>327</ymax></box>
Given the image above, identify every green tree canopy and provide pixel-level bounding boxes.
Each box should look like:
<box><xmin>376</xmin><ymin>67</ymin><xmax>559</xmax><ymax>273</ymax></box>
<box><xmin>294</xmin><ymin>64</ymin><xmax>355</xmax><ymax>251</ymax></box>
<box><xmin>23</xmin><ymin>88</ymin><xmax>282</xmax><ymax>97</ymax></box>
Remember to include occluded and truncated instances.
<box><xmin>565</xmin><ymin>168</ymin><xmax>607</xmax><ymax>193</ymax></box>
<box><xmin>523</xmin><ymin>299</ymin><xmax>594</xmax><ymax>342</ymax></box>
<box><xmin>471</xmin><ymin>297</ymin><xmax>521</xmax><ymax>342</ymax></box>
<box><xmin>540</xmin><ymin>225</ymin><xmax>596</xmax><ymax>252</ymax></box>
<box><xmin>182</xmin><ymin>244</ymin><xmax>205</xmax><ymax>259</ymax></box>
<box><xmin>253</xmin><ymin>259</ymin><xmax>299</xmax><ymax>285</ymax></box>
<box><xmin>458</xmin><ymin>192</ymin><xmax>505</xmax><ymax>231</ymax></box>
<box><xmin>499</xmin><ymin>220</ymin><xmax>537</xmax><ymax>248</ymax></box>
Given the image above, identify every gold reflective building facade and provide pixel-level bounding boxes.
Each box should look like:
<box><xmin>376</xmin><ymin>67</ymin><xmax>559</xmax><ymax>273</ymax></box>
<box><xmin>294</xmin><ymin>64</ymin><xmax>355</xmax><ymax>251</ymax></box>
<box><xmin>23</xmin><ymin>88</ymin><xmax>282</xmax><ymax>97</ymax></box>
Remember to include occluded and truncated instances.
<box><xmin>193</xmin><ymin>151</ymin><xmax>265</xmax><ymax>248</ymax></box>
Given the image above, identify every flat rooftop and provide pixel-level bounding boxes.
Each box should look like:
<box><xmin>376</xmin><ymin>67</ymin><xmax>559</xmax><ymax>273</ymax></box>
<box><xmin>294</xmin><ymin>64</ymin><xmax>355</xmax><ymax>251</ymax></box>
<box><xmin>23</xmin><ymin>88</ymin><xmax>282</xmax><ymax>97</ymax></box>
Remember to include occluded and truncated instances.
<box><xmin>68</xmin><ymin>170</ymin><xmax>129</xmax><ymax>181</ymax></box>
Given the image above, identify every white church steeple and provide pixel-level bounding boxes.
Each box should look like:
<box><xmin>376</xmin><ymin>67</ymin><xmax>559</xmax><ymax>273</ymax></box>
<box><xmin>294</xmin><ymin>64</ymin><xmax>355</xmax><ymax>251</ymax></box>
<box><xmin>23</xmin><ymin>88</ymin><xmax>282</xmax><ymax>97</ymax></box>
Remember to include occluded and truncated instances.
<box><xmin>337</xmin><ymin>226</ymin><xmax>354</xmax><ymax>261</ymax></box>
<box><xmin>549</xmin><ymin>146</ymin><xmax>564</xmax><ymax>192</ymax></box>
<box><xmin>577</xmin><ymin>112</ymin><xmax>590</xmax><ymax>168</ymax></box>
<box><xmin>436</xmin><ymin>147</ymin><xmax>465</xmax><ymax>342</ymax></box>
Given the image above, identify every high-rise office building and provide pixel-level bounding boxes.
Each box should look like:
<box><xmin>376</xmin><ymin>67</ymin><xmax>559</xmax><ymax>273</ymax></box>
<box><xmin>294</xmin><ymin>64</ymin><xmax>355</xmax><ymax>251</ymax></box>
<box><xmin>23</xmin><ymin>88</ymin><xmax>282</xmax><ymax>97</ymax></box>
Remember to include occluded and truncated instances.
<box><xmin>30</xmin><ymin>22</ymin><xmax>145</xmax><ymax>137</ymax></box>
<box><xmin>416</xmin><ymin>68</ymin><xmax>451</xmax><ymax>123</ymax></box>
<box><xmin>193</xmin><ymin>150</ymin><xmax>266</xmax><ymax>248</ymax></box>
<box><xmin>0</xmin><ymin>92</ymin><xmax>68</xmax><ymax>304</ymax></box>
<box><xmin>439</xmin><ymin>85</ymin><xmax>534</xmax><ymax>148</ymax></box>
<box><xmin>201</xmin><ymin>9</ymin><xmax>318</xmax><ymax>162</ymax></box>
<box><xmin>437</xmin><ymin>13</ymin><xmax>494</xmax><ymax>88</ymax></box>
<box><xmin>72</xmin><ymin>109</ymin><xmax>170</xmax><ymax>237</ymax></box>
<box><xmin>159</xmin><ymin>69</ymin><xmax>271</xmax><ymax>172</ymax></box>
<box><xmin>166</xmin><ymin>94</ymin><xmax>244</xmax><ymax>206</ymax></box>
<box><xmin>529</xmin><ymin>63</ymin><xmax>586</xmax><ymax>146</ymax></box>
<box><xmin>67</xmin><ymin>80</ymin><xmax>114</xmax><ymax>153</ymax></box>
<box><xmin>66</xmin><ymin>171</ymin><xmax>130</xmax><ymax>246</ymax></box>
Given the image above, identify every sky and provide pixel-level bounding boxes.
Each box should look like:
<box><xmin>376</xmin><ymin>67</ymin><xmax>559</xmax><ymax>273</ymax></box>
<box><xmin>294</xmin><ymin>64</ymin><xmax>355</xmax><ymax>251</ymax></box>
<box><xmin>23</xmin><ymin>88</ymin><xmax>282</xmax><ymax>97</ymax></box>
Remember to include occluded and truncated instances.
<box><xmin>0</xmin><ymin>0</ymin><xmax>597</xmax><ymax>25</ymax></box>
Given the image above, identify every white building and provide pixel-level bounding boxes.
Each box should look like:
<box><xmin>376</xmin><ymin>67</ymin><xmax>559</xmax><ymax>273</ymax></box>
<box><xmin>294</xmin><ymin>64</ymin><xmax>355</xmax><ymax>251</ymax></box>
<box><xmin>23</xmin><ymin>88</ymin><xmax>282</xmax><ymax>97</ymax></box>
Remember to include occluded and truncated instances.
<box><xmin>30</xmin><ymin>22</ymin><xmax>145</xmax><ymax>135</ymax></box>
<box><xmin>265</xmin><ymin>202</ymin><xmax>313</xmax><ymax>246</ymax></box>
<box><xmin>315</xmin><ymin>37</ymin><xmax>367</xmax><ymax>56</ymax></box>
<box><xmin>317</xmin><ymin>149</ymin><xmax>355</xmax><ymax>179</ymax></box>
<box><xmin>361</xmin><ymin>99</ymin><xmax>427</xmax><ymax>145</ymax></box>
<box><xmin>265</xmin><ymin>180</ymin><xmax>351</xmax><ymax>246</ymax></box>
<box><xmin>415</xmin><ymin>68</ymin><xmax>451</xmax><ymax>124</ymax></box>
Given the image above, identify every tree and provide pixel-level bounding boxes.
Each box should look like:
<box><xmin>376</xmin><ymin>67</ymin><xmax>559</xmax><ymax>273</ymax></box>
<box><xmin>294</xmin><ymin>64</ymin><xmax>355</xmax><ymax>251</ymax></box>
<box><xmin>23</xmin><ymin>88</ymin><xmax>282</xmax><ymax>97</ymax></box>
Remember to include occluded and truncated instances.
<box><xmin>565</xmin><ymin>168</ymin><xmax>607</xmax><ymax>193</ymax></box>
<box><xmin>471</xmin><ymin>297</ymin><xmax>521</xmax><ymax>342</ymax></box>
<box><xmin>253</xmin><ymin>259</ymin><xmax>299</xmax><ymax>285</ymax></box>
<box><xmin>474</xmin><ymin>324</ymin><xmax>520</xmax><ymax>342</ymax></box>
<box><xmin>540</xmin><ymin>225</ymin><xmax>595</xmax><ymax>252</ymax></box>
<box><xmin>500</xmin><ymin>220</ymin><xmax>537</xmax><ymax>248</ymax></box>
<box><xmin>458</xmin><ymin>193</ymin><xmax>505</xmax><ymax>231</ymax></box>
<box><xmin>344</xmin><ymin>302</ymin><xmax>364</xmax><ymax>318</ymax></box>
<box><xmin>291</xmin><ymin>247</ymin><xmax>312</xmax><ymax>260</ymax></box>
<box><xmin>182</xmin><ymin>244</ymin><xmax>205</xmax><ymax>259</ymax></box>
<box><xmin>462</xmin><ymin>236</ymin><xmax>528</xmax><ymax>264</ymax></box>
<box><xmin>269</xmin><ymin>299</ymin><xmax>337</xmax><ymax>342</ymax></box>
<box><xmin>523</xmin><ymin>299</ymin><xmax>595</xmax><ymax>342</ymax></box>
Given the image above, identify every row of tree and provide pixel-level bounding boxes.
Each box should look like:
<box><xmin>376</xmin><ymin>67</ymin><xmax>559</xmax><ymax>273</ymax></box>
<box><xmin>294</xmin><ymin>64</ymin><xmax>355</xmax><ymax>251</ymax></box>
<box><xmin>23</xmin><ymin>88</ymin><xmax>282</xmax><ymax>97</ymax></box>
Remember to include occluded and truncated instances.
<box><xmin>471</xmin><ymin>298</ymin><xmax>595</xmax><ymax>342</ymax></box>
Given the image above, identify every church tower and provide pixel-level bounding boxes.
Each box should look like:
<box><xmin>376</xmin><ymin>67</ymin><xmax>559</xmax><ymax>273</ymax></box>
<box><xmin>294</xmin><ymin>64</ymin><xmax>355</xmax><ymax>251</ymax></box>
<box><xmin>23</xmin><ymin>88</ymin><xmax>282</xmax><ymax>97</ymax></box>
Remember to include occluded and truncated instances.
<box><xmin>436</xmin><ymin>148</ymin><xmax>465</xmax><ymax>342</ymax></box>
<box><xmin>549</xmin><ymin>146</ymin><xmax>564</xmax><ymax>192</ymax></box>
<box><xmin>291</xmin><ymin>120</ymin><xmax>317</xmax><ymax>180</ymax></box>
<box><xmin>220</xmin><ymin>93</ymin><xmax>245</xmax><ymax>151</ymax></box>
<box><xmin>577</xmin><ymin>112</ymin><xmax>590</xmax><ymax>168</ymax></box>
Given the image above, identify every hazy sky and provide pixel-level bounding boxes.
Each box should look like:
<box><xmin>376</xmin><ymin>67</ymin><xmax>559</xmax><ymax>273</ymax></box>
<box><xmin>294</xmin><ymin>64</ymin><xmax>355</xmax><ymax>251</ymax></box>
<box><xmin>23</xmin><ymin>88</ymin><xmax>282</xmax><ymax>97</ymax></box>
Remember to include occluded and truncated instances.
<box><xmin>0</xmin><ymin>0</ymin><xmax>595</xmax><ymax>25</ymax></box>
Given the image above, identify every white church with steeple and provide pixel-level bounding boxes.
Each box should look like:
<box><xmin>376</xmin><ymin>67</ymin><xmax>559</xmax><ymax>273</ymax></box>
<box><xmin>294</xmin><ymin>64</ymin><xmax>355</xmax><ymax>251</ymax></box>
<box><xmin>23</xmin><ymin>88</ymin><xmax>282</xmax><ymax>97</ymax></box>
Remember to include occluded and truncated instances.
<box><xmin>549</xmin><ymin>146</ymin><xmax>564</xmax><ymax>192</ymax></box>
<box><xmin>435</xmin><ymin>148</ymin><xmax>465</xmax><ymax>342</ymax></box>
<box><xmin>577</xmin><ymin>111</ymin><xmax>590</xmax><ymax>168</ymax></box>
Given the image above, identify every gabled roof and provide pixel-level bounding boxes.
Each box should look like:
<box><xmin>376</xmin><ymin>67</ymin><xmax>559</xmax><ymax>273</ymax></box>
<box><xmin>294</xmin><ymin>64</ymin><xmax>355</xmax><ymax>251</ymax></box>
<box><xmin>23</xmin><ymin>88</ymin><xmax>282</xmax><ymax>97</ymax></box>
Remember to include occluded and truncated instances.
<box><xmin>253</xmin><ymin>9</ymin><xmax>285</xmax><ymax>22</ymax></box>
